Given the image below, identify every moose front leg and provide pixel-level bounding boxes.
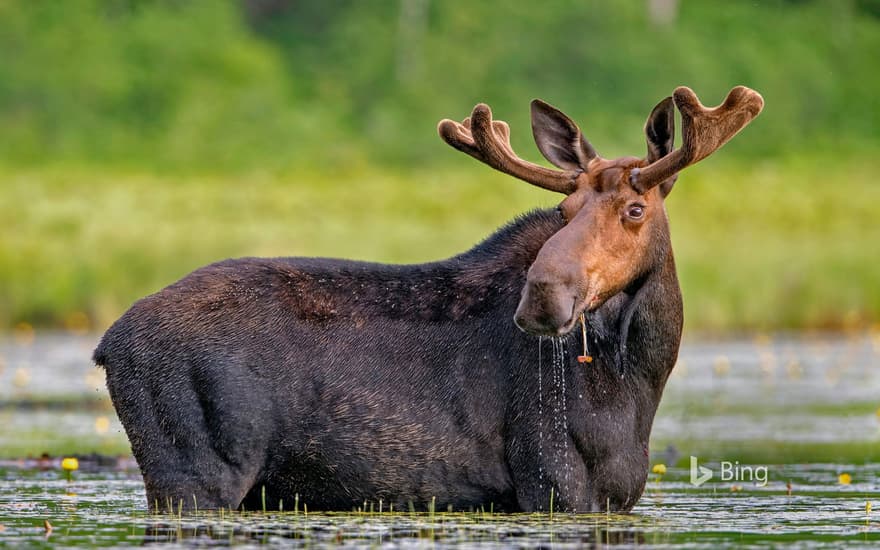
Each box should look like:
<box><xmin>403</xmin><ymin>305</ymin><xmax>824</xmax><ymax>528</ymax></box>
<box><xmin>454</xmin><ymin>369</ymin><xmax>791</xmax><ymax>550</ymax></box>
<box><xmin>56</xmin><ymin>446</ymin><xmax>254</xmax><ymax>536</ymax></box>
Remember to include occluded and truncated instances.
<box><xmin>508</xmin><ymin>436</ymin><xmax>649</xmax><ymax>513</ymax></box>
<box><xmin>586</xmin><ymin>444</ymin><xmax>651</xmax><ymax>512</ymax></box>
<box><xmin>505</xmin><ymin>424</ymin><xmax>590</xmax><ymax>513</ymax></box>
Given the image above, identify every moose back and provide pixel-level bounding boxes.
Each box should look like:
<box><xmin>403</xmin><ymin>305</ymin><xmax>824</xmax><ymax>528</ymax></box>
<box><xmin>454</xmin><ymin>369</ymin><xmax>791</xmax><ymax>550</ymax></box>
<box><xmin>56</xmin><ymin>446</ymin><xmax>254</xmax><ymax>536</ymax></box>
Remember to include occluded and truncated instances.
<box><xmin>94</xmin><ymin>86</ymin><xmax>763</xmax><ymax>513</ymax></box>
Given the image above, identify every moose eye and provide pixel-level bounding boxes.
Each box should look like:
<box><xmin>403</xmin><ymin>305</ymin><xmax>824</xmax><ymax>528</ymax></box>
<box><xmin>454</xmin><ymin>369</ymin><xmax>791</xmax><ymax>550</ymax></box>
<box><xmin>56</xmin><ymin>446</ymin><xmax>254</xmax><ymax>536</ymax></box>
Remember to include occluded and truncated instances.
<box><xmin>626</xmin><ymin>204</ymin><xmax>645</xmax><ymax>220</ymax></box>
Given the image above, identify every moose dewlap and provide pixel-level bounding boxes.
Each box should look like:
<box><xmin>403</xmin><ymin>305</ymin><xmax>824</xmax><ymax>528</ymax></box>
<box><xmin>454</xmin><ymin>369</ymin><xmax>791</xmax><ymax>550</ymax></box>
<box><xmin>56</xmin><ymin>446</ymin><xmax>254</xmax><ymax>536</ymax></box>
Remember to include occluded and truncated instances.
<box><xmin>94</xmin><ymin>86</ymin><xmax>763</xmax><ymax>513</ymax></box>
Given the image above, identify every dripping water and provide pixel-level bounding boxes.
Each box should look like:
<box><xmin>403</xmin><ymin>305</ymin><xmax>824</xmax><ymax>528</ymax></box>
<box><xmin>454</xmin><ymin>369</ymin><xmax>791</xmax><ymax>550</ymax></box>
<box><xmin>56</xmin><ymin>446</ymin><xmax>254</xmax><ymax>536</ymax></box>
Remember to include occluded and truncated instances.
<box><xmin>552</xmin><ymin>337</ymin><xmax>572</xmax><ymax>504</ymax></box>
<box><xmin>551</xmin><ymin>338</ymin><xmax>560</xmax><ymax>499</ymax></box>
<box><xmin>537</xmin><ymin>336</ymin><xmax>544</xmax><ymax>495</ymax></box>
<box><xmin>559</xmin><ymin>337</ymin><xmax>571</xmax><ymax>498</ymax></box>
<box><xmin>536</xmin><ymin>336</ymin><xmax>572</xmax><ymax>510</ymax></box>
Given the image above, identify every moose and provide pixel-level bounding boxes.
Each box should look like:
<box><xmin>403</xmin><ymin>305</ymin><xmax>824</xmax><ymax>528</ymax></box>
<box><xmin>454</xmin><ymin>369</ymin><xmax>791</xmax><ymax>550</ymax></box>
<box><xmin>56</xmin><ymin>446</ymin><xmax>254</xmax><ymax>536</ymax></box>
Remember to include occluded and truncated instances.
<box><xmin>94</xmin><ymin>86</ymin><xmax>763</xmax><ymax>513</ymax></box>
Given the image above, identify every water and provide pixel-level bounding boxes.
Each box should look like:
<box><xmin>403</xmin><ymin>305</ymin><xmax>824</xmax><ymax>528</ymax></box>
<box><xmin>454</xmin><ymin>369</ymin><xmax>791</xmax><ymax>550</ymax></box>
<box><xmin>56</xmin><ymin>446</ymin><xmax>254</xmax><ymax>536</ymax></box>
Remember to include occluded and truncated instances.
<box><xmin>0</xmin><ymin>464</ymin><xmax>877</xmax><ymax>547</ymax></box>
<box><xmin>537</xmin><ymin>337</ymin><xmax>544</xmax><ymax>497</ymax></box>
<box><xmin>548</xmin><ymin>337</ymin><xmax>571</xmax><ymax>506</ymax></box>
<box><xmin>536</xmin><ymin>337</ymin><xmax>572</xmax><ymax>508</ymax></box>
<box><xmin>1</xmin><ymin>332</ymin><xmax>879</xmax><ymax>547</ymax></box>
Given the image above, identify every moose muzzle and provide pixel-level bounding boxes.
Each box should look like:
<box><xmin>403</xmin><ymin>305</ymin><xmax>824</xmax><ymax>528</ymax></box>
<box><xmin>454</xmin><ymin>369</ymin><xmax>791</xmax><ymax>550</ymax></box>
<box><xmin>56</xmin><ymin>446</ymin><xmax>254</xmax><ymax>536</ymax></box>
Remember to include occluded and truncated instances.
<box><xmin>514</xmin><ymin>273</ymin><xmax>579</xmax><ymax>336</ymax></box>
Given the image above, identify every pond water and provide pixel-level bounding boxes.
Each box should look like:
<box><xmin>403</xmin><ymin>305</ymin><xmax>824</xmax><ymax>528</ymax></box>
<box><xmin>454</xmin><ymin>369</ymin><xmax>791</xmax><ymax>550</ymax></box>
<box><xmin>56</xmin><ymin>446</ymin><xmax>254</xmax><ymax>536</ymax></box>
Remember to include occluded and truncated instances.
<box><xmin>0</xmin><ymin>332</ymin><xmax>878</xmax><ymax>547</ymax></box>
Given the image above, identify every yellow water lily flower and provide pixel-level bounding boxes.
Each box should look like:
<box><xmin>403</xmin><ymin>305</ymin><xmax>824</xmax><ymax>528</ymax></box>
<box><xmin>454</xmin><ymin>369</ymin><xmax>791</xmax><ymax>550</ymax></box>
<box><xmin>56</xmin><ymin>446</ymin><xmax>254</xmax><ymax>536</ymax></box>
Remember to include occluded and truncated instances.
<box><xmin>61</xmin><ymin>457</ymin><xmax>79</xmax><ymax>472</ymax></box>
<box><xmin>838</xmin><ymin>473</ymin><xmax>851</xmax><ymax>485</ymax></box>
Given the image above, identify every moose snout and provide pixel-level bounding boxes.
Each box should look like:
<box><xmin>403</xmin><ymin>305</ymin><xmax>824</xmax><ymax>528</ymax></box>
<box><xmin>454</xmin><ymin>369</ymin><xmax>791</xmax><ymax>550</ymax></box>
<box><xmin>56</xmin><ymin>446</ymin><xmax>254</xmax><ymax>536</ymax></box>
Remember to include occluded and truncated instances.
<box><xmin>514</xmin><ymin>278</ymin><xmax>577</xmax><ymax>336</ymax></box>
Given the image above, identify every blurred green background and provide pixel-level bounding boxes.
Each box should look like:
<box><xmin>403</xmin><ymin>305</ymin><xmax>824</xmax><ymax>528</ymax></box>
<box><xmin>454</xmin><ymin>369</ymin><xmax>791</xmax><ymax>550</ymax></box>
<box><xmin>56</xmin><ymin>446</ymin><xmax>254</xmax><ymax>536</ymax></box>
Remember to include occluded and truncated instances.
<box><xmin>2</xmin><ymin>0</ymin><xmax>878</xmax><ymax>333</ymax></box>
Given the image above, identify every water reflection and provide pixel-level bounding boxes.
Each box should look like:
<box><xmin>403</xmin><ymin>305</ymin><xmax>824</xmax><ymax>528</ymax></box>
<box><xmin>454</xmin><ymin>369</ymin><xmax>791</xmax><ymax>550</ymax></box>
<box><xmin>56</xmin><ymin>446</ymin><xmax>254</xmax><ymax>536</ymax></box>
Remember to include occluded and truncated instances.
<box><xmin>141</xmin><ymin>513</ymin><xmax>650</xmax><ymax>548</ymax></box>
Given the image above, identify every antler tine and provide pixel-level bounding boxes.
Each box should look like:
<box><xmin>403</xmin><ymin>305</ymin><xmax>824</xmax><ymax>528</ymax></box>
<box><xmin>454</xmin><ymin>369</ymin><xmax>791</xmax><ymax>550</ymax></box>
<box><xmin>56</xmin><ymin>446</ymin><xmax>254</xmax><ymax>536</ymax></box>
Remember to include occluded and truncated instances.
<box><xmin>439</xmin><ymin>104</ymin><xmax>580</xmax><ymax>195</ymax></box>
<box><xmin>630</xmin><ymin>86</ymin><xmax>764</xmax><ymax>193</ymax></box>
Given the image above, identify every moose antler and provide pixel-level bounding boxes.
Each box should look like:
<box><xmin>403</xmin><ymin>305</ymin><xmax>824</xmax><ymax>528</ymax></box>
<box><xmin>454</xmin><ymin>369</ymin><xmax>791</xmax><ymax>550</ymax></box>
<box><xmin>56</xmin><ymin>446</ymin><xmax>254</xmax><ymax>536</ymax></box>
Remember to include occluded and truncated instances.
<box><xmin>438</xmin><ymin>104</ymin><xmax>580</xmax><ymax>195</ymax></box>
<box><xmin>630</xmin><ymin>86</ymin><xmax>764</xmax><ymax>193</ymax></box>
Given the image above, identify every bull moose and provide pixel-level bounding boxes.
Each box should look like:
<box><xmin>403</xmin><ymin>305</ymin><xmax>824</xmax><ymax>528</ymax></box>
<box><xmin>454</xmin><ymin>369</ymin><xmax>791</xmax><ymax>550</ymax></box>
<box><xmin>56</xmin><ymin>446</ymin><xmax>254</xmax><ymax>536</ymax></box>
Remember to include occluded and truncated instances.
<box><xmin>94</xmin><ymin>86</ymin><xmax>763</xmax><ymax>513</ymax></box>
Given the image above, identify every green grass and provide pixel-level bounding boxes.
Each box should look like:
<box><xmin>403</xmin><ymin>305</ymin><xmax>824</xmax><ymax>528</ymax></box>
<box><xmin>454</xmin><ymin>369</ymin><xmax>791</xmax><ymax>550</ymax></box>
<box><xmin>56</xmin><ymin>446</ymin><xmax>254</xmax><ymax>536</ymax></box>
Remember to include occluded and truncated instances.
<box><xmin>658</xmin><ymin>398</ymin><xmax>880</xmax><ymax>419</ymax></box>
<box><xmin>0</xmin><ymin>427</ymin><xmax>129</xmax><ymax>459</ymax></box>
<box><xmin>669</xmin><ymin>154</ymin><xmax>880</xmax><ymax>332</ymax></box>
<box><xmin>1</xmin><ymin>153</ymin><xmax>878</xmax><ymax>332</ymax></box>
<box><xmin>654</xmin><ymin>439</ymin><xmax>880</xmax><ymax>467</ymax></box>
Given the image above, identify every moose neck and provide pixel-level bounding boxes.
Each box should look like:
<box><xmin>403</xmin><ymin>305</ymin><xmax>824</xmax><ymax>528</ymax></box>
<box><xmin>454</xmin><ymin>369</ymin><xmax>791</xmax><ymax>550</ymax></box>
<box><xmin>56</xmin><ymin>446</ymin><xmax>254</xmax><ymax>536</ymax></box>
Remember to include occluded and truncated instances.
<box><xmin>583</xmin><ymin>248</ymin><xmax>682</xmax><ymax>389</ymax></box>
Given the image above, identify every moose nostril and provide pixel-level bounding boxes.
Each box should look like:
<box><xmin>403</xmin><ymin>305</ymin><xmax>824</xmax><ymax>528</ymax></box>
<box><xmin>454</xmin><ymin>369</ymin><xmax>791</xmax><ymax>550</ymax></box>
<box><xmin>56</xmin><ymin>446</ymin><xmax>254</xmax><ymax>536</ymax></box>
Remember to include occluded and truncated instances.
<box><xmin>513</xmin><ymin>311</ymin><xmax>554</xmax><ymax>336</ymax></box>
<box><xmin>514</xmin><ymin>281</ymin><xmax>577</xmax><ymax>336</ymax></box>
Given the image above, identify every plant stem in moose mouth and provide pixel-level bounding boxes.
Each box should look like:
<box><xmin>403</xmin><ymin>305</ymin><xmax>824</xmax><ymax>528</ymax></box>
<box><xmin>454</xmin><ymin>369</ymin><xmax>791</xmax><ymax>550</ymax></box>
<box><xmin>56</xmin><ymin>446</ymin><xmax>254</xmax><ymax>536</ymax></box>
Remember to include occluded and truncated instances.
<box><xmin>577</xmin><ymin>313</ymin><xmax>593</xmax><ymax>364</ymax></box>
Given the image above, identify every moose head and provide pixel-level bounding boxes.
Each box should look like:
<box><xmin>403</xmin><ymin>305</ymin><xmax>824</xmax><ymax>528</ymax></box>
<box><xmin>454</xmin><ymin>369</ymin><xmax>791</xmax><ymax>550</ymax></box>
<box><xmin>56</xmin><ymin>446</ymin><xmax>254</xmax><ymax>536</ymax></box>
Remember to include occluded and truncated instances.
<box><xmin>439</xmin><ymin>86</ymin><xmax>763</xmax><ymax>336</ymax></box>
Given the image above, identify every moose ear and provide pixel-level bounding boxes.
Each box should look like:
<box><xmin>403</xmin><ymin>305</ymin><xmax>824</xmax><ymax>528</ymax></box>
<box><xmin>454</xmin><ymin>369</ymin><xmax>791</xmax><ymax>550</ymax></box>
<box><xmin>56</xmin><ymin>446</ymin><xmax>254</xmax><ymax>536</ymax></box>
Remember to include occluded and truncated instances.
<box><xmin>531</xmin><ymin>99</ymin><xmax>597</xmax><ymax>172</ymax></box>
<box><xmin>645</xmin><ymin>96</ymin><xmax>675</xmax><ymax>163</ymax></box>
<box><xmin>644</xmin><ymin>96</ymin><xmax>677</xmax><ymax>197</ymax></box>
